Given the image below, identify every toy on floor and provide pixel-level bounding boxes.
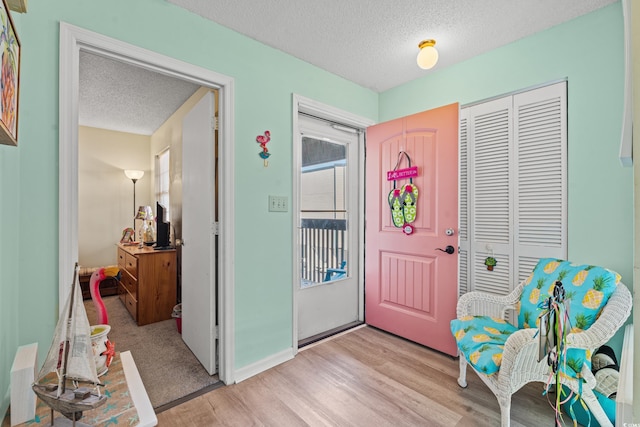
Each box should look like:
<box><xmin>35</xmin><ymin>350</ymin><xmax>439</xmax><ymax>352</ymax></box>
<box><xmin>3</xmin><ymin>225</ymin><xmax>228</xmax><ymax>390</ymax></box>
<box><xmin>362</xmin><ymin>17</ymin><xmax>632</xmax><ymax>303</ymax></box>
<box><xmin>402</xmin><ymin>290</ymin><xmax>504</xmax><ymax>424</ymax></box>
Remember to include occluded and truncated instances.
<box><xmin>89</xmin><ymin>266</ymin><xmax>121</xmax><ymax>325</ymax></box>
<box><xmin>89</xmin><ymin>266</ymin><xmax>120</xmax><ymax>375</ymax></box>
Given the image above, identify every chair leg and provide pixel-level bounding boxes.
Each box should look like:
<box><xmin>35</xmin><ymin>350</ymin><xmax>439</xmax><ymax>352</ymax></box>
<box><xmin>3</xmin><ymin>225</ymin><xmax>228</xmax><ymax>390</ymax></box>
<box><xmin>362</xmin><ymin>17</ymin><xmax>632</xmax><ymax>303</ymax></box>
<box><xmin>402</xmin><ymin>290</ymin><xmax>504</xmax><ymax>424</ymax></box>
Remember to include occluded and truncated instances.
<box><xmin>580</xmin><ymin>388</ymin><xmax>613</xmax><ymax>427</ymax></box>
<box><xmin>498</xmin><ymin>398</ymin><xmax>511</xmax><ymax>427</ymax></box>
<box><xmin>457</xmin><ymin>354</ymin><xmax>468</xmax><ymax>388</ymax></box>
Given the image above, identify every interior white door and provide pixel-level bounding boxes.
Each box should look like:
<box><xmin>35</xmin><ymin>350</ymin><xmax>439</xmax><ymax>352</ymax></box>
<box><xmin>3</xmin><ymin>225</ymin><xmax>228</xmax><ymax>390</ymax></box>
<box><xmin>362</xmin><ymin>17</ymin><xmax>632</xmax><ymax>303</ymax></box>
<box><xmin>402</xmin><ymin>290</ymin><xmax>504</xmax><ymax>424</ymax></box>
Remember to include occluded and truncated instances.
<box><xmin>182</xmin><ymin>91</ymin><xmax>217</xmax><ymax>375</ymax></box>
<box><xmin>297</xmin><ymin>114</ymin><xmax>360</xmax><ymax>341</ymax></box>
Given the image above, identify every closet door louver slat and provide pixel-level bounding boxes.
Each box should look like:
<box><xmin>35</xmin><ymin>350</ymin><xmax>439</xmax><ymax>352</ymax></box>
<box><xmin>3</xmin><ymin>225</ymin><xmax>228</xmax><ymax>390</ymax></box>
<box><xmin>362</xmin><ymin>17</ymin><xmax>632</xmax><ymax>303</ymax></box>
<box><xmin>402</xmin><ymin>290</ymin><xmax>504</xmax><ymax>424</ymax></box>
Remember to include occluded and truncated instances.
<box><xmin>474</xmin><ymin>252</ymin><xmax>510</xmax><ymax>295</ymax></box>
<box><xmin>458</xmin><ymin>116</ymin><xmax>469</xmax><ymax>296</ymax></box>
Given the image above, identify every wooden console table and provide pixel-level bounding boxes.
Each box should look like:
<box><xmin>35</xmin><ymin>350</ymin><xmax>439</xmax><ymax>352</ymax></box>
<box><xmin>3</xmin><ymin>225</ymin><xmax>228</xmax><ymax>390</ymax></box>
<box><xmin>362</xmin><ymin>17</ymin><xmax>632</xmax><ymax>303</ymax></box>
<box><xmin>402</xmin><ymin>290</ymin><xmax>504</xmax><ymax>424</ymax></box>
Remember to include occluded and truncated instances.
<box><xmin>117</xmin><ymin>244</ymin><xmax>177</xmax><ymax>326</ymax></box>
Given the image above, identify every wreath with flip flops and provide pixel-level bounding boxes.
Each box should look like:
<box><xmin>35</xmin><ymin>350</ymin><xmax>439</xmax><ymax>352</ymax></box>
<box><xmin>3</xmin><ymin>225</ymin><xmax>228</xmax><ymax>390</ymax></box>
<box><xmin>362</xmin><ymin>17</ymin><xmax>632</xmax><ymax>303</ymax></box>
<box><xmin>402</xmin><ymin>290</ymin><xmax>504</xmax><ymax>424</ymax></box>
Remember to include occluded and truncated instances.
<box><xmin>388</xmin><ymin>151</ymin><xmax>419</xmax><ymax>235</ymax></box>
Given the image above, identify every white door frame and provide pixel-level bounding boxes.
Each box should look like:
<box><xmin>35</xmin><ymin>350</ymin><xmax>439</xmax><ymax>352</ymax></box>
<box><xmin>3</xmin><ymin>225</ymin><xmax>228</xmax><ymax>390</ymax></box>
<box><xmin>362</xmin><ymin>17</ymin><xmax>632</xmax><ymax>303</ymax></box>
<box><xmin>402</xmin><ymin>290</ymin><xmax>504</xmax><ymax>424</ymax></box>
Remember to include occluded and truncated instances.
<box><xmin>291</xmin><ymin>94</ymin><xmax>374</xmax><ymax>353</ymax></box>
<box><xmin>59</xmin><ymin>22</ymin><xmax>236</xmax><ymax>384</ymax></box>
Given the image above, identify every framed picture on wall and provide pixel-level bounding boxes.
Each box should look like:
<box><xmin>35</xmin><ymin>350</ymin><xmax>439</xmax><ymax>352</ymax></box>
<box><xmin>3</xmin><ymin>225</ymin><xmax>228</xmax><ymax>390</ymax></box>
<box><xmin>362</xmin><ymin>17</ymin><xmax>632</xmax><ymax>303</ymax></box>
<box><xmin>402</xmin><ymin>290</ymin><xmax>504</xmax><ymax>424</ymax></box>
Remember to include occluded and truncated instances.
<box><xmin>0</xmin><ymin>0</ymin><xmax>19</xmax><ymax>146</ymax></box>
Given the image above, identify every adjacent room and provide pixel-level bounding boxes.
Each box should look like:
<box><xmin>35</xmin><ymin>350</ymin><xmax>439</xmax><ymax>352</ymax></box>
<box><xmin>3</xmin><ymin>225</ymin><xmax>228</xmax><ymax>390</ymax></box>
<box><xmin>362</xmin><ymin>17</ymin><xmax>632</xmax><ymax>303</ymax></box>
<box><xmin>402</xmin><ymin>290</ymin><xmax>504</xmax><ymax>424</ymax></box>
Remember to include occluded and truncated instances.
<box><xmin>76</xmin><ymin>50</ymin><xmax>223</xmax><ymax>409</ymax></box>
<box><xmin>1</xmin><ymin>1</ymin><xmax>637</xmax><ymax>426</ymax></box>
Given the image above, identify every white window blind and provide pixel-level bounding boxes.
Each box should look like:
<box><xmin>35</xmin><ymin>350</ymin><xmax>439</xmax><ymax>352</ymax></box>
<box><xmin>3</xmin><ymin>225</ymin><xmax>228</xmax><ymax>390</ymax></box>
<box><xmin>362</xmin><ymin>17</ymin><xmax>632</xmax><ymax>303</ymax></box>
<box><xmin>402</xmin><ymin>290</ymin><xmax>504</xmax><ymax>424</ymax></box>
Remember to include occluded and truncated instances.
<box><xmin>155</xmin><ymin>148</ymin><xmax>170</xmax><ymax>220</ymax></box>
<box><xmin>459</xmin><ymin>82</ymin><xmax>567</xmax><ymax>298</ymax></box>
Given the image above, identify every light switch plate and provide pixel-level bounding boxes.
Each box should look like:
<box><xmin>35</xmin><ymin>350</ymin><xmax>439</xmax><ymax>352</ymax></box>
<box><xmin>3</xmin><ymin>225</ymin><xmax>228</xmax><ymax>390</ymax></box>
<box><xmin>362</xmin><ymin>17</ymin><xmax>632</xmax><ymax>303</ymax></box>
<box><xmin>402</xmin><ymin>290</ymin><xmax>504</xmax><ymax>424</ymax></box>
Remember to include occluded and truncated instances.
<box><xmin>268</xmin><ymin>195</ymin><xmax>288</xmax><ymax>212</ymax></box>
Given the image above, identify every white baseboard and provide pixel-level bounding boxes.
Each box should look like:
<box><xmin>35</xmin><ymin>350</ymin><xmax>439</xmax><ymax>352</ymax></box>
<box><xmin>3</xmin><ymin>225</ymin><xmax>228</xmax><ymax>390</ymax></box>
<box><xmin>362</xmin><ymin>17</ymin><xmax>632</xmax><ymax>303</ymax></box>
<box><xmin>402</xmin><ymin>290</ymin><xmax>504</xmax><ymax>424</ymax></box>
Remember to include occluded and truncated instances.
<box><xmin>234</xmin><ymin>347</ymin><xmax>294</xmax><ymax>383</ymax></box>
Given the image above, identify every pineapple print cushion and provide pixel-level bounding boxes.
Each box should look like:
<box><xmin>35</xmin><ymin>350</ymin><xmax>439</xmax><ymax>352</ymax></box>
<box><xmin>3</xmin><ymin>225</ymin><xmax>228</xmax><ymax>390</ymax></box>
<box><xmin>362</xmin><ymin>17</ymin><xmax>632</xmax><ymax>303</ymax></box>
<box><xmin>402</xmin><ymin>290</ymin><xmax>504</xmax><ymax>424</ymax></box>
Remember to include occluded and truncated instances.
<box><xmin>450</xmin><ymin>315</ymin><xmax>518</xmax><ymax>375</ymax></box>
<box><xmin>518</xmin><ymin>258</ymin><xmax>620</xmax><ymax>331</ymax></box>
<box><xmin>517</xmin><ymin>258</ymin><xmax>620</xmax><ymax>378</ymax></box>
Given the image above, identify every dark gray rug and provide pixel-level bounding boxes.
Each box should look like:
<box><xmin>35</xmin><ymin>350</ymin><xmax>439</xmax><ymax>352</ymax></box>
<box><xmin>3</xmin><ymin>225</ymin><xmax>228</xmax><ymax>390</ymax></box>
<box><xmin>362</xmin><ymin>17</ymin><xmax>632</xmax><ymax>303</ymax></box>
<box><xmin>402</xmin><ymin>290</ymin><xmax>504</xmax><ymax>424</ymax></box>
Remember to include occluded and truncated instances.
<box><xmin>84</xmin><ymin>295</ymin><xmax>219</xmax><ymax>408</ymax></box>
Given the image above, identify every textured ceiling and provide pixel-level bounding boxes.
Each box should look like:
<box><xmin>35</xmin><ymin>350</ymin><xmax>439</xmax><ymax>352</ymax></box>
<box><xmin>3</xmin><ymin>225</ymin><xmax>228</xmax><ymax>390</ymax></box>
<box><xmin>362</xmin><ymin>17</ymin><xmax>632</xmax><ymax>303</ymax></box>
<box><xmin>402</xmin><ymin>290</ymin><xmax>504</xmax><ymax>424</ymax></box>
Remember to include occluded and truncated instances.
<box><xmin>168</xmin><ymin>0</ymin><xmax>617</xmax><ymax>92</ymax></box>
<box><xmin>80</xmin><ymin>0</ymin><xmax>617</xmax><ymax>135</ymax></box>
<box><xmin>79</xmin><ymin>52</ymin><xmax>200</xmax><ymax>135</ymax></box>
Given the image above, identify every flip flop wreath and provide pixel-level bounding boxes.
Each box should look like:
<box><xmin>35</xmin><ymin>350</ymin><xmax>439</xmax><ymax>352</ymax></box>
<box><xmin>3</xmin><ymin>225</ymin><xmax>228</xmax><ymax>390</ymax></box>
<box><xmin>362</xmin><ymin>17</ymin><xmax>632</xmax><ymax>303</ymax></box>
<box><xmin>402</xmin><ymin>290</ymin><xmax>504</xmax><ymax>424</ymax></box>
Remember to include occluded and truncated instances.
<box><xmin>387</xmin><ymin>151</ymin><xmax>418</xmax><ymax>235</ymax></box>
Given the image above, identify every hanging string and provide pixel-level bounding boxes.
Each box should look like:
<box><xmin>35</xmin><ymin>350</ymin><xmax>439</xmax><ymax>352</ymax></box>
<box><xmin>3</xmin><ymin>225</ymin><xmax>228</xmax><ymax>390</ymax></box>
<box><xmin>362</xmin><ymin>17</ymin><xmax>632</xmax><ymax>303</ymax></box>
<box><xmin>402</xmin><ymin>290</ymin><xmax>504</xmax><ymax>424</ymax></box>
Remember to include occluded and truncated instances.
<box><xmin>391</xmin><ymin>151</ymin><xmax>413</xmax><ymax>189</ymax></box>
<box><xmin>536</xmin><ymin>281</ymin><xmax>591</xmax><ymax>427</ymax></box>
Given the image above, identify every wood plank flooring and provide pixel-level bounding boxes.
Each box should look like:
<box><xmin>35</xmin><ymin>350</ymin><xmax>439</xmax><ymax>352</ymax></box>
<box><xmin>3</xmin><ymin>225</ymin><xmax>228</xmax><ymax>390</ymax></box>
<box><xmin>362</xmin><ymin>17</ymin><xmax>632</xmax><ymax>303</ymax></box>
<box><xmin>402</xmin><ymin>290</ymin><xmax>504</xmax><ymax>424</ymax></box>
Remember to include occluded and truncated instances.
<box><xmin>157</xmin><ymin>326</ymin><xmax>557</xmax><ymax>426</ymax></box>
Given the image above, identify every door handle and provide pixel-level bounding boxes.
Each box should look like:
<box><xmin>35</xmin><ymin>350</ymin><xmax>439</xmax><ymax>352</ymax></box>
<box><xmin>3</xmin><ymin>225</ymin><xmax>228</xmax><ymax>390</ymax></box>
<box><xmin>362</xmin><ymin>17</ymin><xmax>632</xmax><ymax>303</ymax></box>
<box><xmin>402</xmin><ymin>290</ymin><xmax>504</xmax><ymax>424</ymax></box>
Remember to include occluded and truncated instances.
<box><xmin>436</xmin><ymin>245</ymin><xmax>455</xmax><ymax>254</ymax></box>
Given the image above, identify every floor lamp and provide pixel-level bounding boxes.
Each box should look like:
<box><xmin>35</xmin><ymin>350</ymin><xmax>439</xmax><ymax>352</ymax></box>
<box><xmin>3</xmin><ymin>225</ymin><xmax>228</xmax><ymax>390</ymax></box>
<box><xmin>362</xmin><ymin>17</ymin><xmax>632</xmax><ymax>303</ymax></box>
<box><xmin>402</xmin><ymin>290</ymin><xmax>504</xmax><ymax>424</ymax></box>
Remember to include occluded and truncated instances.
<box><xmin>124</xmin><ymin>170</ymin><xmax>144</xmax><ymax>231</ymax></box>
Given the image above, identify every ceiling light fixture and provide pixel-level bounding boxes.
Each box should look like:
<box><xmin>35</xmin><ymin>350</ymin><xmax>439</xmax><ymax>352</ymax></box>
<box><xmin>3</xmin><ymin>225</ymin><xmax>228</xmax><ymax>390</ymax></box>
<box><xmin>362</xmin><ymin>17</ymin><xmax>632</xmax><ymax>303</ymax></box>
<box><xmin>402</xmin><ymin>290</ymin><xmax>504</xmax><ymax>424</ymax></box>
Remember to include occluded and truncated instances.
<box><xmin>417</xmin><ymin>39</ymin><xmax>439</xmax><ymax>70</ymax></box>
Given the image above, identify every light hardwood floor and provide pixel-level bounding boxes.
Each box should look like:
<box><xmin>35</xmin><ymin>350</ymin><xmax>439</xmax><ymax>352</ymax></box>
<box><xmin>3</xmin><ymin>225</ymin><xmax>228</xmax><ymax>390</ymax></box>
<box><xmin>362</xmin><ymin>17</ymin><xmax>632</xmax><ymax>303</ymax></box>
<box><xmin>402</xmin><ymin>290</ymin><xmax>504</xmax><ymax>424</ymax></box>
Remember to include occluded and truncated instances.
<box><xmin>157</xmin><ymin>326</ymin><xmax>557</xmax><ymax>426</ymax></box>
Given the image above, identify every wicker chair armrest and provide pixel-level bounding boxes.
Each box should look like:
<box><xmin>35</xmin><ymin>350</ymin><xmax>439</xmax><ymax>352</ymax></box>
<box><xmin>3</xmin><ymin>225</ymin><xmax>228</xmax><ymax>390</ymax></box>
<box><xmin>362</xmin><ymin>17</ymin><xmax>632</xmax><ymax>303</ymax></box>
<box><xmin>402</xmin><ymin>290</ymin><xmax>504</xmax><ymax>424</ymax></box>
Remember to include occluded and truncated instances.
<box><xmin>566</xmin><ymin>283</ymin><xmax>632</xmax><ymax>349</ymax></box>
<box><xmin>495</xmin><ymin>328</ymin><xmax>540</xmax><ymax>379</ymax></box>
<box><xmin>457</xmin><ymin>281</ymin><xmax>525</xmax><ymax>318</ymax></box>
<box><xmin>496</xmin><ymin>328</ymin><xmax>602</xmax><ymax>392</ymax></box>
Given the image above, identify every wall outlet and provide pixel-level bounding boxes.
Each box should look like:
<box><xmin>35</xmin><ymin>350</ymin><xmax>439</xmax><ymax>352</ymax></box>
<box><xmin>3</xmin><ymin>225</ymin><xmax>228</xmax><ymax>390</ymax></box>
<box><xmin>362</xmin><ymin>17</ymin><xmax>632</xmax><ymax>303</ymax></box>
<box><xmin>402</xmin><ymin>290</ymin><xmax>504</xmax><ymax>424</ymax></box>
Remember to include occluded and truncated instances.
<box><xmin>268</xmin><ymin>195</ymin><xmax>288</xmax><ymax>212</ymax></box>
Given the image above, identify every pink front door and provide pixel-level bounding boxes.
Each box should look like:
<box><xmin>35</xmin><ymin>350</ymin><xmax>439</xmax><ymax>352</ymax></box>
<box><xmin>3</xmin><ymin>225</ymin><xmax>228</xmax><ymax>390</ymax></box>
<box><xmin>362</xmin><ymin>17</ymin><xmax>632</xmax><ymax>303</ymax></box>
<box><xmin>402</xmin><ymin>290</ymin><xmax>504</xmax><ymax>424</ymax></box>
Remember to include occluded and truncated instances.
<box><xmin>365</xmin><ymin>103</ymin><xmax>459</xmax><ymax>356</ymax></box>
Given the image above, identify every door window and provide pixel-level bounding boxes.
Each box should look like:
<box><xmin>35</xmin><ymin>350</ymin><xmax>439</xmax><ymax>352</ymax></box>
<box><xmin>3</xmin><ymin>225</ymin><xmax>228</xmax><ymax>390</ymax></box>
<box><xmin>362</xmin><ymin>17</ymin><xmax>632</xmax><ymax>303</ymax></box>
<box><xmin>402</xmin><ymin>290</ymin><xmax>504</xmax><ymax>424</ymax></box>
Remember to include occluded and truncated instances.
<box><xmin>300</xmin><ymin>136</ymin><xmax>349</xmax><ymax>285</ymax></box>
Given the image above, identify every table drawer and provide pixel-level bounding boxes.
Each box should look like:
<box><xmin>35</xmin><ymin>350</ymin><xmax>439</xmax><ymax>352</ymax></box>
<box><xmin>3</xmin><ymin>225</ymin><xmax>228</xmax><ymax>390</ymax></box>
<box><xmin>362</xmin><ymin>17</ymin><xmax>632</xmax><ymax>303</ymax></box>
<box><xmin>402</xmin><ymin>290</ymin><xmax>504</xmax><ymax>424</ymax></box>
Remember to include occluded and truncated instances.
<box><xmin>125</xmin><ymin>292</ymin><xmax>137</xmax><ymax>321</ymax></box>
<box><xmin>117</xmin><ymin>248</ymin><xmax>127</xmax><ymax>269</ymax></box>
<box><xmin>118</xmin><ymin>282</ymin><xmax>127</xmax><ymax>305</ymax></box>
<box><xmin>125</xmin><ymin>252</ymin><xmax>138</xmax><ymax>278</ymax></box>
<box><xmin>120</xmin><ymin>270</ymin><xmax>138</xmax><ymax>296</ymax></box>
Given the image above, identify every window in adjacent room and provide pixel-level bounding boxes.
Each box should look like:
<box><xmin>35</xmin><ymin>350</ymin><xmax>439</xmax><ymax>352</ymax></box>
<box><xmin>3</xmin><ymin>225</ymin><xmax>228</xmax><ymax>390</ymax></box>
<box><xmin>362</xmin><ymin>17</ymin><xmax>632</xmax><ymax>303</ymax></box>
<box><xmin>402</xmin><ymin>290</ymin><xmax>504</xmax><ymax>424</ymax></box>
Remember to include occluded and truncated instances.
<box><xmin>155</xmin><ymin>148</ymin><xmax>170</xmax><ymax>220</ymax></box>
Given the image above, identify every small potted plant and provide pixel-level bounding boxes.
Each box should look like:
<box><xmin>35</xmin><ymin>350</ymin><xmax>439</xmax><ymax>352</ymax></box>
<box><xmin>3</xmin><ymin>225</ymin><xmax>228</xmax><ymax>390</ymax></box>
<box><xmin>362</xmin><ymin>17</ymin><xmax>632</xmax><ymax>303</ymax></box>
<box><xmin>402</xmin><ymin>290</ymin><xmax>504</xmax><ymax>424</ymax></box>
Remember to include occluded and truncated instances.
<box><xmin>484</xmin><ymin>257</ymin><xmax>497</xmax><ymax>271</ymax></box>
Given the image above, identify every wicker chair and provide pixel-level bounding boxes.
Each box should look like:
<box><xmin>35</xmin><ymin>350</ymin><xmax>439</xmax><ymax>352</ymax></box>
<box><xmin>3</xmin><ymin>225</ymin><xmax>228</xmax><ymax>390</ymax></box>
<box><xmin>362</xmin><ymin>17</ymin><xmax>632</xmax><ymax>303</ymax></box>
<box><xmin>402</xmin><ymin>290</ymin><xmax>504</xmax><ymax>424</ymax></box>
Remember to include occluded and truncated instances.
<box><xmin>455</xmin><ymin>280</ymin><xmax>632</xmax><ymax>427</ymax></box>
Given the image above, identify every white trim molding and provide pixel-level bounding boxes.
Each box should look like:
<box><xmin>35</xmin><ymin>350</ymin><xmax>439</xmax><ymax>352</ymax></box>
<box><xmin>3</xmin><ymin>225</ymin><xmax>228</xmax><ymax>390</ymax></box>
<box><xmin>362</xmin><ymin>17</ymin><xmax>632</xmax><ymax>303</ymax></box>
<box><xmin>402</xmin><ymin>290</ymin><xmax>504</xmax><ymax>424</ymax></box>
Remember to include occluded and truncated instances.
<box><xmin>59</xmin><ymin>22</ymin><xmax>236</xmax><ymax>384</ymax></box>
<box><xmin>233</xmin><ymin>348</ymin><xmax>295</xmax><ymax>383</ymax></box>
<box><xmin>620</xmin><ymin>0</ymin><xmax>633</xmax><ymax>167</ymax></box>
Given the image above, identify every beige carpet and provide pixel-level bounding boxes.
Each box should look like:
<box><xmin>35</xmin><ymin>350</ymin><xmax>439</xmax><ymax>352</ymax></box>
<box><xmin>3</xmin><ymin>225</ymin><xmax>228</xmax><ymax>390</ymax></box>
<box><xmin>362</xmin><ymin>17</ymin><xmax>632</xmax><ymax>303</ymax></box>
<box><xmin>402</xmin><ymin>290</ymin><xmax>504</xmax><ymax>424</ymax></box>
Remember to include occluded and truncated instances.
<box><xmin>84</xmin><ymin>295</ymin><xmax>219</xmax><ymax>408</ymax></box>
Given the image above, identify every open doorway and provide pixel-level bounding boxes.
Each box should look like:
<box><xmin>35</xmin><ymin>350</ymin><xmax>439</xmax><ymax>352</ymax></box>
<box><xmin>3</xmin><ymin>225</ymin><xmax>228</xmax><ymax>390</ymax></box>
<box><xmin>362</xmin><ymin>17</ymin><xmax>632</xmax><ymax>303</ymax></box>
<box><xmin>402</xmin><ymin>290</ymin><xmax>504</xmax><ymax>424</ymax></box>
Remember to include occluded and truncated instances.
<box><xmin>77</xmin><ymin>84</ymin><xmax>220</xmax><ymax>409</ymax></box>
<box><xmin>59</xmin><ymin>22</ymin><xmax>236</xmax><ymax>408</ymax></box>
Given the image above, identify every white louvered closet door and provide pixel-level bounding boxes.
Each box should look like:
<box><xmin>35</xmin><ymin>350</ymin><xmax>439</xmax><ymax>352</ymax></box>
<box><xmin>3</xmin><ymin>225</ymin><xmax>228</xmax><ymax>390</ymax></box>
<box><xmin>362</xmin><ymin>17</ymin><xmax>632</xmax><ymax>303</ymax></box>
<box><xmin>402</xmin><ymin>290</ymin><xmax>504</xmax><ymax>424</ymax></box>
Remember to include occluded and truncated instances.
<box><xmin>513</xmin><ymin>83</ymin><xmax>567</xmax><ymax>282</ymax></box>
<box><xmin>470</xmin><ymin>96</ymin><xmax>514</xmax><ymax>296</ymax></box>
<box><xmin>459</xmin><ymin>82</ymin><xmax>567</xmax><ymax>303</ymax></box>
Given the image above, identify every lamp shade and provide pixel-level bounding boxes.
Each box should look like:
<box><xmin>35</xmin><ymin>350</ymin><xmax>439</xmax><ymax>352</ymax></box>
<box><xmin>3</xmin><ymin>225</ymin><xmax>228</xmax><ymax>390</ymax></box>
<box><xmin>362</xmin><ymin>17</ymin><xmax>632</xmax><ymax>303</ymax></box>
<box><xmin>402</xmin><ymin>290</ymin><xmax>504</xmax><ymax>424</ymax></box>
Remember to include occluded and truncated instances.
<box><xmin>136</xmin><ymin>205</ymin><xmax>154</xmax><ymax>220</ymax></box>
<box><xmin>124</xmin><ymin>169</ymin><xmax>144</xmax><ymax>181</ymax></box>
<box><xmin>417</xmin><ymin>39</ymin><xmax>438</xmax><ymax>70</ymax></box>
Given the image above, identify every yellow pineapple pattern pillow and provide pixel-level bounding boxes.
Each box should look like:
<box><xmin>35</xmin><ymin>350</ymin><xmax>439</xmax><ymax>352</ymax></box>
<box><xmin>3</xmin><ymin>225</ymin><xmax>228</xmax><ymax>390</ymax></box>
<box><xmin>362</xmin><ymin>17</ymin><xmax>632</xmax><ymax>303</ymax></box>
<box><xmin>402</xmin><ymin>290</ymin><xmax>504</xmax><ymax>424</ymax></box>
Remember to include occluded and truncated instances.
<box><xmin>450</xmin><ymin>316</ymin><xmax>518</xmax><ymax>375</ymax></box>
<box><xmin>517</xmin><ymin>258</ymin><xmax>619</xmax><ymax>330</ymax></box>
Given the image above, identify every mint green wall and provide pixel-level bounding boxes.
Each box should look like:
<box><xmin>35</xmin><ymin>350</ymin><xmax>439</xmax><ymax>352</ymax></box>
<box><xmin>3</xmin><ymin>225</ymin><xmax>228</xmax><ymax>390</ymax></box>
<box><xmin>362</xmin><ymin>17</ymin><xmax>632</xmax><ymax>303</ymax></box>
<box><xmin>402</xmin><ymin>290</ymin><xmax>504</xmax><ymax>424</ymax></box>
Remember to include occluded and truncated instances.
<box><xmin>380</xmin><ymin>3</ymin><xmax>631</xmax><ymax>352</ymax></box>
<box><xmin>0</xmin><ymin>122</ymin><xmax>20</xmax><ymax>418</ymax></box>
<box><xmin>0</xmin><ymin>0</ymin><xmax>377</xmax><ymax>413</ymax></box>
<box><xmin>0</xmin><ymin>0</ymin><xmax>631</xmax><ymax>418</ymax></box>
